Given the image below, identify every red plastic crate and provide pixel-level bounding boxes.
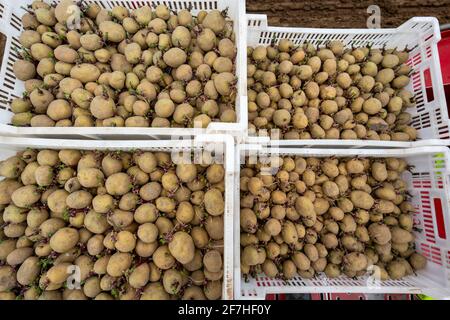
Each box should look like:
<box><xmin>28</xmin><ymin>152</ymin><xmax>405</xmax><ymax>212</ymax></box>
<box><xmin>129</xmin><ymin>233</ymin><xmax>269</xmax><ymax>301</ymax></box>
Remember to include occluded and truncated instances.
<box><xmin>425</xmin><ymin>30</ymin><xmax>450</xmax><ymax>86</ymax></box>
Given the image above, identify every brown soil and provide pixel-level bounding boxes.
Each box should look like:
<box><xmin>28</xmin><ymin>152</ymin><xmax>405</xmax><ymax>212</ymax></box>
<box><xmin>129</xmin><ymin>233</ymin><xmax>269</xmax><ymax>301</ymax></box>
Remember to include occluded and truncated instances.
<box><xmin>1</xmin><ymin>1</ymin><xmax>449</xmax><ymax>67</ymax></box>
<box><xmin>247</xmin><ymin>0</ymin><xmax>450</xmax><ymax>28</ymax></box>
<box><xmin>0</xmin><ymin>34</ymin><xmax>5</xmax><ymax>67</ymax></box>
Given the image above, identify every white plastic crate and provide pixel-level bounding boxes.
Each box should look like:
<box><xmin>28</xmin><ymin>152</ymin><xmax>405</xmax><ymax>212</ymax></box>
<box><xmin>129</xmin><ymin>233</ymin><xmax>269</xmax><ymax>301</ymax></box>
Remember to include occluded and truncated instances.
<box><xmin>0</xmin><ymin>0</ymin><xmax>247</xmax><ymax>140</ymax></box>
<box><xmin>0</xmin><ymin>134</ymin><xmax>235</xmax><ymax>300</ymax></box>
<box><xmin>234</xmin><ymin>145</ymin><xmax>450</xmax><ymax>299</ymax></box>
<box><xmin>246</xmin><ymin>14</ymin><xmax>450</xmax><ymax>148</ymax></box>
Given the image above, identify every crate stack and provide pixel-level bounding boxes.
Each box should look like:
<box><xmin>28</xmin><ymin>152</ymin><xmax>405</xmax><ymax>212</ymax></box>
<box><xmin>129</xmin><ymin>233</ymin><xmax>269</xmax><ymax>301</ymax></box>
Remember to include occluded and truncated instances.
<box><xmin>237</xmin><ymin>14</ymin><xmax>450</xmax><ymax>300</ymax></box>
<box><xmin>0</xmin><ymin>0</ymin><xmax>449</xmax><ymax>301</ymax></box>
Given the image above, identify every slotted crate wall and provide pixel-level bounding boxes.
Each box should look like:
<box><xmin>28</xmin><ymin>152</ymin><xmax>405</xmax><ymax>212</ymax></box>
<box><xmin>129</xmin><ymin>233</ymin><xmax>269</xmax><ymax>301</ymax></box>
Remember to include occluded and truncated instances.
<box><xmin>0</xmin><ymin>0</ymin><xmax>247</xmax><ymax>139</ymax></box>
<box><xmin>0</xmin><ymin>134</ymin><xmax>235</xmax><ymax>299</ymax></box>
<box><xmin>234</xmin><ymin>146</ymin><xmax>450</xmax><ymax>299</ymax></box>
<box><xmin>246</xmin><ymin>14</ymin><xmax>449</xmax><ymax>148</ymax></box>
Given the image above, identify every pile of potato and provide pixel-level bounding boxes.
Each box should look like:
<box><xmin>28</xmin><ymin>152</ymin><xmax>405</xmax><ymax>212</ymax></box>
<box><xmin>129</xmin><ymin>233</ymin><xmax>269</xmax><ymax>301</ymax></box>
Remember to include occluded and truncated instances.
<box><xmin>247</xmin><ymin>39</ymin><xmax>417</xmax><ymax>140</ymax></box>
<box><xmin>0</xmin><ymin>149</ymin><xmax>226</xmax><ymax>300</ymax></box>
<box><xmin>12</xmin><ymin>0</ymin><xmax>237</xmax><ymax>128</ymax></box>
<box><xmin>240</xmin><ymin>156</ymin><xmax>427</xmax><ymax>280</ymax></box>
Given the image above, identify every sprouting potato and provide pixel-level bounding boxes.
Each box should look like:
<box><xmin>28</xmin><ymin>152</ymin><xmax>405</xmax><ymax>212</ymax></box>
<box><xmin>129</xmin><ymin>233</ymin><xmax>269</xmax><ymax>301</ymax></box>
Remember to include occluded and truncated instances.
<box><xmin>204</xmin><ymin>188</ymin><xmax>225</xmax><ymax>216</ymax></box>
<box><xmin>114</xmin><ymin>231</ymin><xmax>136</xmax><ymax>253</ymax></box>
<box><xmin>86</xmin><ymin>235</ymin><xmax>105</xmax><ymax>257</ymax></box>
<box><xmin>368</xmin><ymin>223</ymin><xmax>392</xmax><ymax>245</ymax></box>
<box><xmin>89</xmin><ymin>96</ymin><xmax>116</xmax><ymax>120</ymax></box>
<box><xmin>137</xmin><ymin>223</ymin><xmax>158</xmax><ymax>244</ymax></box>
<box><xmin>343</xmin><ymin>252</ymin><xmax>368</xmax><ymax>272</ymax></box>
<box><xmin>105</xmin><ymin>172</ymin><xmax>131</xmax><ymax>196</ymax></box>
<box><xmin>350</xmin><ymin>190</ymin><xmax>374</xmax><ymax>210</ymax></box>
<box><xmin>240</xmin><ymin>208</ymin><xmax>257</xmax><ymax>234</ymax></box>
<box><xmin>6</xmin><ymin>247</ymin><xmax>33</xmax><ymax>266</ymax></box>
<box><xmin>16</xmin><ymin>256</ymin><xmax>41</xmax><ymax>286</ymax></box>
<box><xmin>134</xmin><ymin>152</ymin><xmax>157</xmax><ymax>174</ymax></box>
<box><xmin>409</xmin><ymin>253</ymin><xmax>427</xmax><ymax>270</ymax></box>
<box><xmin>77</xmin><ymin>167</ymin><xmax>104</xmax><ymax>188</ymax></box>
<box><xmin>0</xmin><ymin>266</ymin><xmax>17</xmax><ymax>293</ymax></box>
<box><xmin>11</xmin><ymin>185</ymin><xmax>41</xmax><ymax>208</ymax></box>
<box><xmin>125</xmin><ymin>263</ymin><xmax>149</xmax><ymax>289</ymax></box>
<box><xmin>154</xmin><ymin>99</ymin><xmax>175</xmax><ymax>118</ymax></box>
<box><xmin>391</xmin><ymin>227</ymin><xmax>414</xmax><ymax>244</ymax></box>
<box><xmin>84</xmin><ymin>210</ymin><xmax>109</xmax><ymax>234</ymax></box>
<box><xmin>168</xmin><ymin>231</ymin><xmax>195</xmax><ymax>265</ymax></box>
<box><xmin>0</xmin><ymin>156</ymin><xmax>26</xmax><ymax>179</ymax></box>
<box><xmin>163</xmin><ymin>48</ymin><xmax>187</xmax><ymax>68</ymax></box>
<box><xmin>98</xmin><ymin>21</ymin><xmax>126</xmax><ymax>43</ymax></box>
<box><xmin>65</xmin><ymin>190</ymin><xmax>92</xmax><ymax>209</ymax></box>
<box><xmin>14</xmin><ymin>60</ymin><xmax>37</xmax><ymax>81</ymax></box>
<box><xmin>70</xmin><ymin>64</ymin><xmax>101</xmax><ymax>83</ymax></box>
<box><xmin>295</xmin><ymin>196</ymin><xmax>317</xmax><ymax>227</ymax></box>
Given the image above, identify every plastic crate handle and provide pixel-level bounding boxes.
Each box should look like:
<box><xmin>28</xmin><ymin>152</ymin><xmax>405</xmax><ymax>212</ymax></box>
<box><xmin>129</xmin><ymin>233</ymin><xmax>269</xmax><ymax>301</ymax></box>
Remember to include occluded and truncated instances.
<box><xmin>246</xmin><ymin>14</ymin><xmax>268</xmax><ymax>29</ymax></box>
<box><xmin>402</xmin><ymin>17</ymin><xmax>442</xmax><ymax>43</ymax></box>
